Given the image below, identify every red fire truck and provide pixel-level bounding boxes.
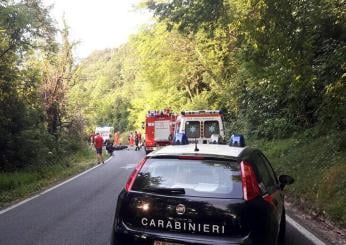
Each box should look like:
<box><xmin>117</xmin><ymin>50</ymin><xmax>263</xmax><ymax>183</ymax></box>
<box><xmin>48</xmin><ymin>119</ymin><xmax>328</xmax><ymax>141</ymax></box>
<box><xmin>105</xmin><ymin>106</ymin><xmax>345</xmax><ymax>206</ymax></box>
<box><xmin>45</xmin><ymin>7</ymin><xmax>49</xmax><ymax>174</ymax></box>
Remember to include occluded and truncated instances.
<box><xmin>143</xmin><ymin>109</ymin><xmax>176</xmax><ymax>154</ymax></box>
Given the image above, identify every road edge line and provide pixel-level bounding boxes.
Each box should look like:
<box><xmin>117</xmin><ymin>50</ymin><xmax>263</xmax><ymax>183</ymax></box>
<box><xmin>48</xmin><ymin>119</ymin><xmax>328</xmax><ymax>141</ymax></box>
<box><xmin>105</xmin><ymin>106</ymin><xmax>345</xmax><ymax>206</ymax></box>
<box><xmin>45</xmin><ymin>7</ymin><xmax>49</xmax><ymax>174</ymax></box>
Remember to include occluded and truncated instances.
<box><xmin>286</xmin><ymin>215</ymin><xmax>326</xmax><ymax>245</ymax></box>
<box><xmin>0</xmin><ymin>156</ymin><xmax>112</xmax><ymax>215</ymax></box>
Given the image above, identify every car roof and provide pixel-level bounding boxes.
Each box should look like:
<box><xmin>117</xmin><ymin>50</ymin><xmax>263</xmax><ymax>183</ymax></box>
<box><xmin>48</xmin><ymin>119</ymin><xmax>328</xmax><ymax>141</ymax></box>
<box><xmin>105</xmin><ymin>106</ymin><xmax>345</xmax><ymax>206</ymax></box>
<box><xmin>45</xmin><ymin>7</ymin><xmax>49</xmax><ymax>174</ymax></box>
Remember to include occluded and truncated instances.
<box><xmin>148</xmin><ymin>144</ymin><xmax>247</xmax><ymax>159</ymax></box>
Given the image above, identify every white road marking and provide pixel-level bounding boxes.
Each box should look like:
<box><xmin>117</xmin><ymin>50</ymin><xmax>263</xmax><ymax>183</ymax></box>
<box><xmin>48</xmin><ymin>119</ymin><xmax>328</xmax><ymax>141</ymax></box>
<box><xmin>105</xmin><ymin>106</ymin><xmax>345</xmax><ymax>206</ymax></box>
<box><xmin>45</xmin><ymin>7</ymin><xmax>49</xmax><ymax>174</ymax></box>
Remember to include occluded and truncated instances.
<box><xmin>287</xmin><ymin>215</ymin><xmax>326</xmax><ymax>245</ymax></box>
<box><xmin>0</xmin><ymin>157</ymin><xmax>112</xmax><ymax>215</ymax></box>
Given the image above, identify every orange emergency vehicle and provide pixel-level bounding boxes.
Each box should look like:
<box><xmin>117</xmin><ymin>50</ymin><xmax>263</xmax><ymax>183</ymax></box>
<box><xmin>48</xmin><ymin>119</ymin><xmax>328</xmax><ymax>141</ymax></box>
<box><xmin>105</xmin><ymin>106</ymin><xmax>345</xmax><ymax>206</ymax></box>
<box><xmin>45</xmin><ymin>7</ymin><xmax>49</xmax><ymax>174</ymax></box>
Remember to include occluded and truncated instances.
<box><xmin>143</xmin><ymin>109</ymin><xmax>176</xmax><ymax>154</ymax></box>
<box><xmin>174</xmin><ymin>110</ymin><xmax>225</xmax><ymax>144</ymax></box>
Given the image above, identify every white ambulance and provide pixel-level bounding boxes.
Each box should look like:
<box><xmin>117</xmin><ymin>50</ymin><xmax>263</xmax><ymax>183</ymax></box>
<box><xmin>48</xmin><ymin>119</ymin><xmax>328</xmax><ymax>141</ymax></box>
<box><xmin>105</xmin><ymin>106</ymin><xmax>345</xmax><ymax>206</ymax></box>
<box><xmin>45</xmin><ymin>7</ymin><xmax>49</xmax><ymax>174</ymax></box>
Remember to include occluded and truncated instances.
<box><xmin>95</xmin><ymin>126</ymin><xmax>114</xmax><ymax>144</ymax></box>
<box><xmin>174</xmin><ymin>110</ymin><xmax>225</xmax><ymax>144</ymax></box>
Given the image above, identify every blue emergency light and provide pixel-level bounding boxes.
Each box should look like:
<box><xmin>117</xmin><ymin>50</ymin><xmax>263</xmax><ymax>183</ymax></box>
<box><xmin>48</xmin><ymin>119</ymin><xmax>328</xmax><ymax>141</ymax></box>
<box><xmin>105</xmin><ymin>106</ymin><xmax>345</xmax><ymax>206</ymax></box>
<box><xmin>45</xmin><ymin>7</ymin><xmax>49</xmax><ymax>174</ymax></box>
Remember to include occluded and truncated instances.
<box><xmin>229</xmin><ymin>134</ymin><xmax>245</xmax><ymax>147</ymax></box>
<box><xmin>173</xmin><ymin>133</ymin><xmax>189</xmax><ymax>145</ymax></box>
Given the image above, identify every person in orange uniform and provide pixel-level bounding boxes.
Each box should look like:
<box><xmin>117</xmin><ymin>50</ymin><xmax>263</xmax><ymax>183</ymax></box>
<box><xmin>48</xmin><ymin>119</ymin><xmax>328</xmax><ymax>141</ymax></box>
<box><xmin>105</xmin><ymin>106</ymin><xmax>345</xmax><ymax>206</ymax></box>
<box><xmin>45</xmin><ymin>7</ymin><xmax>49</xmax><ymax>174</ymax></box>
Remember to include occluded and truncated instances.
<box><xmin>113</xmin><ymin>131</ymin><xmax>120</xmax><ymax>146</ymax></box>
<box><xmin>130</xmin><ymin>132</ymin><xmax>134</xmax><ymax>146</ymax></box>
<box><xmin>134</xmin><ymin>131</ymin><xmax>139</xmax><ymax>151</ymax></box>
<box><xmin>94</xmin><ymin>132</ymin><xmax>104</xmax><ymax>164</ymax></box>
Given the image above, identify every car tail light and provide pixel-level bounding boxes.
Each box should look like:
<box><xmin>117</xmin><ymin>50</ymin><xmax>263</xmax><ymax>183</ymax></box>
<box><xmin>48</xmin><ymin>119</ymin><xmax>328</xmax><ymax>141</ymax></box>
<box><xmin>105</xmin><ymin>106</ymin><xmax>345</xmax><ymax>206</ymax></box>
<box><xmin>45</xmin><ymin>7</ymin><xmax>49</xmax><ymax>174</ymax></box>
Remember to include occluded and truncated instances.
<box><xmin>240</xmin><ymin>161</ymin><xmax>260</xmax><ymax>201</ymax></box>
<box><xmin>125</xmin><ymin>158</ymin><xmax>147</xmax><ymax>192</ymax></box>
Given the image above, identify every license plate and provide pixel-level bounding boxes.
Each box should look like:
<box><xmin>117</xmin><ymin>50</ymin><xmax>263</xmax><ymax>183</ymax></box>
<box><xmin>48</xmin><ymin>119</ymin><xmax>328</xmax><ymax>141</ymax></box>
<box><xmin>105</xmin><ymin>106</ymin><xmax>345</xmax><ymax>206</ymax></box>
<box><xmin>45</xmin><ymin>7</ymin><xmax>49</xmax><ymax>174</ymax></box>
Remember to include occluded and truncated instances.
<box><xmin>154</xmin><ymin>241</ymin><xmax>184</xmax><ymax>245</ymax></box>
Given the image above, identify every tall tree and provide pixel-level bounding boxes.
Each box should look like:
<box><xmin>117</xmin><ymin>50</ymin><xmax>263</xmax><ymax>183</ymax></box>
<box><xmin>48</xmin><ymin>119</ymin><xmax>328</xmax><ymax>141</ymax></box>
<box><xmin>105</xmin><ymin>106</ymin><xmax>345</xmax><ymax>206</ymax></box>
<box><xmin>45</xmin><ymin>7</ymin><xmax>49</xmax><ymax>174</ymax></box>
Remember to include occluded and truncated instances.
<box><xmin>41</xmin><ymin>20</ymin><xmax>74</xmax><ymax>135</ymax></box>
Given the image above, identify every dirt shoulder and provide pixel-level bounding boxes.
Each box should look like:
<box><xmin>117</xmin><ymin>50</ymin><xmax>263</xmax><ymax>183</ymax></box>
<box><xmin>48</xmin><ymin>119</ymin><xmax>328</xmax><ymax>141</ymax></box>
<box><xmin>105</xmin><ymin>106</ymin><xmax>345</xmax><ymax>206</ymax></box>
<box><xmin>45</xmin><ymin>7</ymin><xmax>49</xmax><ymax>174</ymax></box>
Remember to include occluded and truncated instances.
<box><xmin>286</xmin><ymin>200</ymin><xmax>346</xmax><ymax>245</ymax></box>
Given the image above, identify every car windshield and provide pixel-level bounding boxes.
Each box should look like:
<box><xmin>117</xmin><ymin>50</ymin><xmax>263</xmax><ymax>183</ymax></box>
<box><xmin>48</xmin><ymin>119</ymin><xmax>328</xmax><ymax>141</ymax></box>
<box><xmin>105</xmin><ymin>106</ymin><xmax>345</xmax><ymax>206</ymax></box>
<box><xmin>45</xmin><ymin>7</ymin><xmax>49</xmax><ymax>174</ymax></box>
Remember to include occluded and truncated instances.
<box><xmin>132</xmin><ymin>158</ymin><xmax>243</xmax><ymax>198</ymax></box>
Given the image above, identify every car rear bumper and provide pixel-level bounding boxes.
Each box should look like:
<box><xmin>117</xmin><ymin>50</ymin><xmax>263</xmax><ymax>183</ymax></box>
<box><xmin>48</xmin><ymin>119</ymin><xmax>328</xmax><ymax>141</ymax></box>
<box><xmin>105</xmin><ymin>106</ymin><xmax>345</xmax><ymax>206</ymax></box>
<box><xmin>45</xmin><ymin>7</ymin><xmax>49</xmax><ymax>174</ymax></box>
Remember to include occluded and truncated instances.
<box><xmin>112</xmin><ymin>222</ymin><xmax>251</xmax><ymax>245</ymax></box>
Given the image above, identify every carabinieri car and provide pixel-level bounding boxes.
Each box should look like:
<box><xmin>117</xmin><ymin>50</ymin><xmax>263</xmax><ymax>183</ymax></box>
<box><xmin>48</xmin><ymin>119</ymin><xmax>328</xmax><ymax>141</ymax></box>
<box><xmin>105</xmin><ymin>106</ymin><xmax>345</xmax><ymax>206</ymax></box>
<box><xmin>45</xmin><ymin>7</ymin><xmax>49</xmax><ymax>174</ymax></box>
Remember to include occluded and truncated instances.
<box><xmin>111</xmin><ymin>137</ymin><xmax>294</xmax><ymax>245</ymax></box>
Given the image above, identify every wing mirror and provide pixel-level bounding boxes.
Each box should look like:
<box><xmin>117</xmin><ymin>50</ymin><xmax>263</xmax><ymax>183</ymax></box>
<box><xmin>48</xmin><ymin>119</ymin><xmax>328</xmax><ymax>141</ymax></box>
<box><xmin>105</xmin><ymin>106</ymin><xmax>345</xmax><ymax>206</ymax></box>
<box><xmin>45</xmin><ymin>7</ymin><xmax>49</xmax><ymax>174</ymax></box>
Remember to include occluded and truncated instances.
<box><xmin>279</xmin><ymin>175</ymin><xmax>294</xmax><ymax>189</ymax></box>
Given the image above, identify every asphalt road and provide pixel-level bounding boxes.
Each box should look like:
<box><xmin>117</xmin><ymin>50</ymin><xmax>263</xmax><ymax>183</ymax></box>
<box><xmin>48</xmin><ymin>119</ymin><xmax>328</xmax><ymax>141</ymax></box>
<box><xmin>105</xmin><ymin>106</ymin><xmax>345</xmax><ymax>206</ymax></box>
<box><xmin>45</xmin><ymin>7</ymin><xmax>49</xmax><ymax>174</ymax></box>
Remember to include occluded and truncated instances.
<box><xmin>0</xmin><ymin>149</ymin><xmax>320</xmax><ymax>245</ymax></box>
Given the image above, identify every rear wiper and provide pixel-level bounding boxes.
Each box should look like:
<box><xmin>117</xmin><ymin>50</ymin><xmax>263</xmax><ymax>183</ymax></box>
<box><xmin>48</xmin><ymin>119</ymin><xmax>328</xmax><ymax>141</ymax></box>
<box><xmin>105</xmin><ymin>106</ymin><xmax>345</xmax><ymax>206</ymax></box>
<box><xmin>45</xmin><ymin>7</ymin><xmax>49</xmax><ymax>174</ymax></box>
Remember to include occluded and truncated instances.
<box><xmin>141</xmin><ymin>187</ymin><xmax>185</xmax><ymax>195</ymax></box>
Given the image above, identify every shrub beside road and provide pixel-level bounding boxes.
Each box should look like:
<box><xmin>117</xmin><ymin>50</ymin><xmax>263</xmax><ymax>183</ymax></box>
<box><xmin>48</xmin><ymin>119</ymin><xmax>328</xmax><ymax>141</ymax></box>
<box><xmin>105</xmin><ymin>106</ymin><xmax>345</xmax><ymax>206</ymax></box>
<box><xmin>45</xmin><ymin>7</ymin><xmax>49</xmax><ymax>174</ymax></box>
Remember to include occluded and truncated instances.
<box><xmin>0</xmin><ymin>145</ymin><xmax>96</xmax><ymax>207</ymax></box>
<box><xmin>251</xmin><ymin>130</ymin><xmax>346</xmax><ymax>228</ymax></box>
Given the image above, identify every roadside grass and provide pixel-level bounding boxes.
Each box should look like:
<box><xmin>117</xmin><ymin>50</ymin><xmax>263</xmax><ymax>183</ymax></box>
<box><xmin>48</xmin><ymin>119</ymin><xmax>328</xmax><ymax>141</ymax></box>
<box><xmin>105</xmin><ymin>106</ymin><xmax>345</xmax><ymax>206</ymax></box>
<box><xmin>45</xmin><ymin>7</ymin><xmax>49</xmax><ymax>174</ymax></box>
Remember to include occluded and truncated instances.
<box><xmin>0</xmin><ymin>145</ymin><xmax>97</xmax><ymax>207</ymax></box>
<box><xmin>249</xmin><ymin>130</ymin><xmax>346</xmax><ymax>228</ymax></box>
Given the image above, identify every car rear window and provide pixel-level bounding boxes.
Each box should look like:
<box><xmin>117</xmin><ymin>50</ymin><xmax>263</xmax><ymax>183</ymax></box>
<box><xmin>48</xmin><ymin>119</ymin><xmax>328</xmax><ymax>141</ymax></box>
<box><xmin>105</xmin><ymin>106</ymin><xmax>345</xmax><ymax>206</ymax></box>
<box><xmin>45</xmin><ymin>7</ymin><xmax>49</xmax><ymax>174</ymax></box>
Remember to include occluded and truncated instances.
<box><xmin>204</xmin><ymin>120</ymin><xmax>220</xmax><ymax>138</ymax></box>
<box><xmin>132</xmin><ymin>158</ymin><xmax>243</xmax><ymax>198</ymax></box>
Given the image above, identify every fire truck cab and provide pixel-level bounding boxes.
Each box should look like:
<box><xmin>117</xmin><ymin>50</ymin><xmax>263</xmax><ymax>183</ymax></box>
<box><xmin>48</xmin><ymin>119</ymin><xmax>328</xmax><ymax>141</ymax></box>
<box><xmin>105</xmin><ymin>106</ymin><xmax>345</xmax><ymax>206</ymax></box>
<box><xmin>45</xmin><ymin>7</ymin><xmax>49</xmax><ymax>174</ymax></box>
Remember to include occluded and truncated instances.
<box><xmin>144</xmin><ymin>109</ymin><xmax>176</xmax><ymax>154</ymax></box>
<box><xmin>174</xmin><ymin>110</ymin><xmax>225</xmax><ymax>144</ymax></box>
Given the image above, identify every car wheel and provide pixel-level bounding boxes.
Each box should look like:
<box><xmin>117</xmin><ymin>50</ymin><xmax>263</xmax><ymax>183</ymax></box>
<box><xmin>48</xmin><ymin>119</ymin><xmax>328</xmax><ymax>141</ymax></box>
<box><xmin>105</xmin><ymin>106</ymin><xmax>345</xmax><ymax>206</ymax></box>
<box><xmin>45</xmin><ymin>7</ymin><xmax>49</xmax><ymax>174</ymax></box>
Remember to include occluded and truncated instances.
<box><xmin>278</xmin><ymin>209</ymin><xmax>286</xmax><ymax>245</ymax></box>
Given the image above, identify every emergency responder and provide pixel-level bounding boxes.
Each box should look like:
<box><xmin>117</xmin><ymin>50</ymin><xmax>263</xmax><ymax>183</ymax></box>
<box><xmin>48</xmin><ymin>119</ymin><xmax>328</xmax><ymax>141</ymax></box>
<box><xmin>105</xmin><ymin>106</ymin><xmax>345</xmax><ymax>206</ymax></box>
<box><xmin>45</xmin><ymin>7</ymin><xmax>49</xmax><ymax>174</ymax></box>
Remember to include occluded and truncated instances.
<box><xmin>129</xmin><ymin>132</ymin><xmax>134</xmax><ymax>146</ymax></box>
<box><xmin>113</xmin><ymin>131</ymin><xmax>120</xmax><ymax>146</ymax></box>
<box><xmin>134</xmin><ymin>131</ymin><xmax>140</xmax><ymax>151</ymax></box>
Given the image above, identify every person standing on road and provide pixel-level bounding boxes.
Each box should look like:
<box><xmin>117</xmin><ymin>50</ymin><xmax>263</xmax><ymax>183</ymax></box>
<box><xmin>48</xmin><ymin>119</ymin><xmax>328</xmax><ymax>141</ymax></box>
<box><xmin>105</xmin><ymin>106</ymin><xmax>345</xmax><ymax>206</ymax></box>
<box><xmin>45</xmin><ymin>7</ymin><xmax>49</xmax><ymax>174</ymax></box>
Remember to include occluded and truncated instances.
<box><xmin>138</xmin><ymin>131</ymin><xmax>142</xmax><ymax>150</ymax></box>
<box><xmin>113</xmin><ymin>131</ymin><xmax>120</xmax><ymax>146</ymax></box>
<box><xmin>129</xmin><ymin>132</ymin><xmax>134</xmax><ymax>146</ymax></box>
<box><xmin>106</xmin><ymin>134</ymin><xmax>114</xmax><ymax>156</ymax></box>
<box><xmin>134</xmin><ymin>131</ymin><xmax>139</xmax><ymax>151</ymax></box>
<box><xmin>94</xmin><ymin>132</ymin><xmax>104</xmax><ymax>164</ymax></box>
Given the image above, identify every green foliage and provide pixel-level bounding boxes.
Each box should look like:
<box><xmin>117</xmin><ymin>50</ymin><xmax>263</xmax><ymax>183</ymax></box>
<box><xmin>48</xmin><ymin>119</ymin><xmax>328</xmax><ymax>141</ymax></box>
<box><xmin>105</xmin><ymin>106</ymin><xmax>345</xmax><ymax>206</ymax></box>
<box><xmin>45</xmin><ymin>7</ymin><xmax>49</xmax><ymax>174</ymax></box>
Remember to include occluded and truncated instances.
<box><xmin>0</xmin><ymin>0</ymin><xmax>55</xmax><ymax>170</ymax></box>
<box><xmin>0</xmin><ymin>0</ymin><xmax>56</xmax><ymax>59</ymax></box>
<box><xmin>41</xmin><ymin>20</ymin><xmax>76</xmax><ymax>135</ymax></box>
<box><xmin>70</xmin><ymin>24</ymin><xmax>221</xmax><ymax>132</ymax></box>
<box><xmin>237</xmin><ymin>0</ymin><xmax>345</xmax><ymax>134</ymax></box>
<box><xmin>0</xmin><ymin>144</ymin><xmax>95</xmax><ymax>206</ymax></box>
<box><xmin>146</xmin><ymin>0</ymin><xmax>226</xmax><ymax>34</ymax></box>
<box><xmin>0</xmin><ymin>1</ymin><xmax>84</xmax><ymax>171</ymax></box>
<box><xmin>143</xmin><ymin>0</ymin><xmax>345</xmax><ymax>138</ymax></box>
<box><xmin>68</xmin><ymin>46</ymin><xmax>136</xmax><ymax>132</ymax></box>
<box><xmin>250</xmin><ymin>130</ymin><xmax>346</xmax><ymax>227</ymax></box>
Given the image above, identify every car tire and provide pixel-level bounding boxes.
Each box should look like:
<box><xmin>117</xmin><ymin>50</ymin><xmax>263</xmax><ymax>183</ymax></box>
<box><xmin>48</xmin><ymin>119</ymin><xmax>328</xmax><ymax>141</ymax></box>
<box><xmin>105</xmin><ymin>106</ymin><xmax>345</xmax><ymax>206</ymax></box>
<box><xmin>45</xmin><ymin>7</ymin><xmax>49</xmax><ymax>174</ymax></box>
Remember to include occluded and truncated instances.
<box><xmin>278</xmin><ymin>209</ymin><xmax>286</xmax><ymax>245</ymax></box>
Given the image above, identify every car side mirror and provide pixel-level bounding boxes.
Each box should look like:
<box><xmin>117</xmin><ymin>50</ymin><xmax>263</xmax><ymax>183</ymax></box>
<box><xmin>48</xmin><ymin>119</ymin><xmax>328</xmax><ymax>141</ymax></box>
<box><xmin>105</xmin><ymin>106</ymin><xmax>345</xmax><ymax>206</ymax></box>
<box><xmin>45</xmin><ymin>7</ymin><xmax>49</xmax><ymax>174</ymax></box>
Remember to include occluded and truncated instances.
<box><xmin>279</xmin><ymin>175</ymin><xmax>294</xmax><ymax>189</ymax></box>
<box><xmin>141</xmin><ymin>122</ymin><xmax>145</xmax><ymax>129</ymax></box>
